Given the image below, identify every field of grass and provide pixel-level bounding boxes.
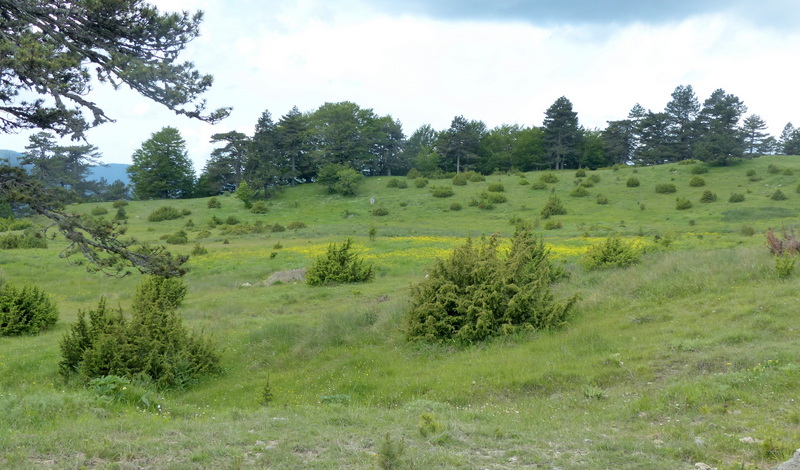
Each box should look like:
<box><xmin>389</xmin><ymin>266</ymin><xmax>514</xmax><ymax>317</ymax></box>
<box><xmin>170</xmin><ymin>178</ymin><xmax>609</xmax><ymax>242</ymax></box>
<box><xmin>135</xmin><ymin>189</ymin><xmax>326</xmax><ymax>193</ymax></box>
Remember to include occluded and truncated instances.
<box><xmin>2</xmin><ymin>156</ymin><xmax>800</xmax><ymax>469</ymax></box>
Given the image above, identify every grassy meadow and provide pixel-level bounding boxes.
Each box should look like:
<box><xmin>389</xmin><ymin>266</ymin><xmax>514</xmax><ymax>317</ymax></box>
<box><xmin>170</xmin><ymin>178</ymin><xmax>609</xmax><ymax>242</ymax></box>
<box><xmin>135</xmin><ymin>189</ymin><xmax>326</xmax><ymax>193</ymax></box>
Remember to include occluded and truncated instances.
<box><xmin>2</xmin><ymin>156</ymin><xmax>800</xmax><ymax>469</ymax></box>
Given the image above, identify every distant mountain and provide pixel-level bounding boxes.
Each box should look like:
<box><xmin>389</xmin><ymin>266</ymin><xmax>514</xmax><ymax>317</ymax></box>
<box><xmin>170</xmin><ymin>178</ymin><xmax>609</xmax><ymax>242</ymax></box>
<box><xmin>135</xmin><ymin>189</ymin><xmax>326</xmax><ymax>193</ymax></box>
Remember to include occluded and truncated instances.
<box><xmin>1</xmin><ymin>149</ymin><xmax>130</xmax><ymax>185</ymax></box>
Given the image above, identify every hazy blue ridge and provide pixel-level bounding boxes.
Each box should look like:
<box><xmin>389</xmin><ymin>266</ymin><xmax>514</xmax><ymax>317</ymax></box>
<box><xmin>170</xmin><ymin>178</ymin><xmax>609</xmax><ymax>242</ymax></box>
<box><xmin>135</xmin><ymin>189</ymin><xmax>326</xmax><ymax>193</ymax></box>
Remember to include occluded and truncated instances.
<box><xmin>1</xmin><ymin>149</ymin><xmax>130</xmax><ymax>185</ymax></box>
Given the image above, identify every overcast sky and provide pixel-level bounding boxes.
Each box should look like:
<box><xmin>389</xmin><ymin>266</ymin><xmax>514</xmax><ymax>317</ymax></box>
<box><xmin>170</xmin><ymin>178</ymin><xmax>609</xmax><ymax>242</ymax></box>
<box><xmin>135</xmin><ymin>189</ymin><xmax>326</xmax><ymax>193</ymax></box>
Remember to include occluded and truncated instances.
<box><xmin>3</xmin><ymin>0</ymin><xmax>799</xmax><ymax>172</ymax></box>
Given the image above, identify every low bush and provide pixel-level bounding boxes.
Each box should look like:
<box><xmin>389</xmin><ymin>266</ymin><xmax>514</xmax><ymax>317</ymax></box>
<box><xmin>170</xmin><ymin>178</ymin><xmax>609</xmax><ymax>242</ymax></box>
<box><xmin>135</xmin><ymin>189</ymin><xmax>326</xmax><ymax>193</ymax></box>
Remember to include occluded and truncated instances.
<box><xmin>676</xmin><ymin>197</ymin><xmax>692</xmax><ymax>210</ymax></box>
<box><xmin>406</xmin><ymin>229</ymin><xmax>576</xmax><ymax>343</ymax></box>
<box><xmin>487</xmin><ymin>182</ymin><xmax>505</xmax><ymax>192</ymax></box>
<box><xmin>539</xmin><ymin>172</ymin><xmax>559</xmax><ymax>183</ymax></box>
<box><xmin>655</xmin><ymin>183</ymin><xmax>677</xmax><ymax>194</ymax></box>
<box><xmin>372</xmin><ymin>207</ymin><xmax>389</xmax><ymax>216</ymax></box>
<box><xmin>287</xmin><ymin>221</ymin><xmax>307</xmax><ymax>231</ymax></box>
<box><xmin>689</xmin><ymin>176</ymin><xmax>705</xmax><ymax>187</ymax></box>
<box><xmin>544</xmin><ymin>220</ymin><xmax>562</xmax><ymax>230</ymax></box>
<box><xmin>250</xmin><ymin>201</ymin><xmax>269</xmax><ymax>214</ymax></box>
<box><xmin>271</xmin><ymin>223</ymin><xmax>285</xmax><ymax>233</ymax></box>
<box><xmin>191</xmin><ymin>244</ymin><xmax>208</xmax><ymax>256</ymax></box>
<box><xmin>569</xmin><ymin>186</ymin><xmax>590</xmax><ymax>197</ymax></box>
<box><xmin>581</xmin><ymin>237</ymin><xmax>641</xmax><ymax>271</ymax></box>
<box><xmin>746</xmin><ymin>168</ymin><xmax>757</xmax><ymax>177</ymax></box>
<box><xmin>414</xmin><ymin>177</ymin><xmax>429</xmax><ymax>188</ymax></box>
<box><xmin>771</xmin><ymin>189</ymin><xmax>788</xmax><ymax>201</ymax></box>
<box><xmin>0</xmin><ymin>283</ymin><xmax>58</xmax><ymax>336</ymax></box>
<box><xmin>784</xmin><ymin>168</ymin><xmax>794</xmax><ymax>176</ymax></box>
<box><xmin>207</xmin><ymin>197</ymin><xmax>222</xmax><ymax>209</ymax></box>
<box><xmin>485</xmin><ymin>192</ymin><xmax>507</xmax><ymax>204</ymax></box>
<box><xmin>451</xmin><ymin>173</ymin><xmax>468</xmax><ymax>186</ymax></box>
<box><xmin>729</xmin><ymin>193</ymin><xmax>745</xmax><ymax>203</ymax></box>
<box><xmin>91</xmin><ymin>206</ymin><xmax>108</xmax><ymax>216</ymax></box>
<box><xmin>115</xmin><ymin>207</ymin><xmax>127</xmax><ymax>221</ymax></box>
<box><xmin>531</xmin><ymin>181</ymin><xmax>547</xmax><ymax>190</ymax></box>
<box><xmin>588</xmin><ymin>174</ymin><xmax>601</xmax><ymax>183</ymax></box>
<box><xmin>387</xmin><ymin>178</ymin><xmax>408</xmax><ymax>188</ymax></box>
<box><xmin>579</xmin><ymin>179</ymin><xmax>594</xmax><ymax>188</ymax></box>
<box><xmin>181</xmin><ymin>208</ymin><xmax>191</xmax><ymax>216</ymax></box>
<box><xmin>690</xmin><ymin>165</ymin><xmax>708</xmax><ymax>174</ymax></box>
<box><xmin>112</xmin><ymin>200</ymin><xmax>129</xmax><ymax>209</ymax></box>
<box><xmin>430</xmin><ymin>186</ymin><xmax>454</xmax><ymax>198</ymax></box>
<box><xmin>161</xmin><ymin>230</ymin><xmax>189</xmax><ymax>245</ymax></box>
<box><xmin>596</xmin><ymin>194</ymin><xmax>609</xmax><ymax>204</ymax></box>
<box><xmin>0</xmin><ymin>230</ymin><xmax>47</xmax><ymax>249</ymax></box>
<box><xmin>59</xmin><ymin>276</ymin><xmax>221</xmax><ymax>389</ymax></box>
<box><xmin>518</xmin><ymin>178</ymin><xmax>530</xmax><ymax>185</ymax></box>
<box><xmin>449</xmin><ymin>202</ymin><xmax>462</xmax><ymax>211</ymax></box>
<box><xmin>575</xmin><ymin>169</ymin><xmax>586</xmax><ymax>177</ymax></box>
<box><xmin>541</xmin><ymin>196</ymin><xmax>566</xmax><ymax>219</ymax></box>
<box><xmin>767</xmin><ymin>164</ymin><xmax>780</xmax><ymax>174</ymax></box>
<box><xmin>699</xmin><ymin>190</ymin><xmax>717</xmax><ymax>203</ymax></box>
<box><xmin>0</xmin><ymin>217</ymin><xmax>33</xmax><ymax>232</ymax></box>
<box><xmin>147</xmin><ymin>206</ymin><xmax>182</xmax><ymax>222</ymax></box>
<box><xmin>306</xmin><ymin>238</ymin><xmax>373</xmax><ymax>286</ymax></box>
<box><xmin>626</xmin><ymin>177</ymin><xmax>640</xmax><ymax>187</ymax></box>
<box><xmin>406</xmin><ymin>168</ymin><xmax>423</xmax><ymax>179</ymax></box>
<box><xmin>225</xmin><ymin>216</ymin><xmax>240</xmax><ymax>225</ymax></box>
<box><xmin>467</xmin><ymin>171</ymin><xmax>485</xmax><ymax>182</ymax></box>
<box><xmin>195</xmin><ymin>230</ymin><xmax>211</xmax><ymax>239</ymax></box>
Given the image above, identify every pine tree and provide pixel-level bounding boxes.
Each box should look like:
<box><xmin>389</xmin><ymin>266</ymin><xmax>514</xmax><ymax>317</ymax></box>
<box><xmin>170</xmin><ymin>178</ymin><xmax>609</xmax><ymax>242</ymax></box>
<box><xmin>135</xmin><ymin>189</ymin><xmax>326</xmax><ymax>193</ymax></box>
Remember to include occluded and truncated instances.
<box><xmin>542</xmin><ymin>97</ymin><xmax>582</xmax><ymax>170</ymax></box>
<box><xmin>128</xmin><ymin>127</ymin><xmax>195</xmax><ymax>199</ymax></box>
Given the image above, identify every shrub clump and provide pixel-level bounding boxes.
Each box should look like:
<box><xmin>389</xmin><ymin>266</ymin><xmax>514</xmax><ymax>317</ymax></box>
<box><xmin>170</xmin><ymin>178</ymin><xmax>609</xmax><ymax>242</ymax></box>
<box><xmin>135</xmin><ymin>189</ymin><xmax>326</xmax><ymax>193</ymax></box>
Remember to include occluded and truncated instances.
<box><xmin>540</xmin><ymin>196</ymin><xmax>566</xmax><ymax>219</ymax></box>
<box><xmin>250</xmin><ymin>201</ymin><xmax>269</xmax><ymax>214</ymax></box>
<box><xmin>0</xmin><ymin>283</ymin><xmax>58</xmax><ymax>336</ymax></box>
<box><xmin>575</xmin><ymin>169</ymin><xmax>586</xmax><ymax>177</ymax></box>
<box><xmin>287</xmin><ymin>221</ymin><xmax>307</xmax><ymax>231</ymax></box>
<box><xmin>569</xmin><ymin>186</ymin><xmax>590</xmax><ymax>197</ymax></box>
<box><xmin>306</xmin><ymin>238</ymin><xmax>374</xmax><ymax>286</ymax></box>
<box><xmin>544</xmin><ymin>220</ymin><xmax>562</xmax><ymax>230</ymax></box>
<box><xmin>581</xmin><ymin>237</ymin><xmax>641</xmax><ymax>271</ymax></box>
<box><xmin>207</xmin><ymin>197</ymin><xmax>222</xmax><ymax>209</ymax></box>
<box><xmin>771</xmin><ymin>189</ymin><xmax>788</xmax><ymax>201</ymax></box>
<box><xmin>449</xmin><ymin>202</ymin><xmax>462</xmax><ymax>211</ymax></box>
<box><xmin>626</xmin><ymin>177</ymin><xmax>640</xmax><ymax>187</ymax></box>
<box><xmin>91</xmin><ymin>206</ymin><xmax>108</xmax><ymax>216</ymax></box>
<box><xmin>539</xmin><ymin>172</ymin><xmax>559</xmax><ymax>184</ymax></box>
<box><xmin>451</xmin><ymin>173</ymin><xmax>468</xmax><ymax>186</ymax></box>
<box><xmin>530</xmin><ymin>181</ymin><xmax>547</xmax><ymax>190</ymax></box>
<box><xmin>406</xmin><ymin>229</ymin><xmax>576</xmax><ymax>343</ymax></box>
<box><xmin>700</xmin><ymin>190</ymin><xmax>718</xmax><ymax>203</ymax></box>
<box><xmin>430</xmin><ymin>186</ymin><xmax>454</xmax><ymax>198</ymax></box>
<box><xmin>161</xmin><ymin>230</ymin><xmax>189</xmax><ymax>245</ymax></box>
<box><xmin>655</xmin><ymin>183</ymin><xmax>677</xmax><ymax>194</ymax></box>
<box><xmin>0</xmin><ymin>230</ymin><xmax>47</xmax><ymax>249</ymax></box>
<box><xmin>59</xmin><ymin>276</ymin><xmax>221</xmax><ymax>389</ymax></box>
<box><xmin>387</xmin><ymin>178</ymin><xmax>408</xmax><ymax>189</ymax></box>
<box><xmin>414</xmin><ymin>177</ymin><xmax>429</xmax><ymax>188</ymax></box>
<box><xmin>596</xmin><ymin>194</ymin><xmax>609</xmax><ymax>205</ymax></box>
<box><xmin>372</xmin><ymin>206</ymin><xmax>389</xmax><ymax>216</ymax></box>
<box><xmin>147</xmin><ymin>206</ymin><xmax>182</xmax><ymax>222</ymax></box>
<box><xmin>690</xmin><ymin>165</ymin><xmax>708</xmax><ymax>174</ymax></box>
<box><xmin>689</xmin><ymin>176</ymin><xmax>705</xmax><ymax>187</ymax></box>
<box><xmin>487</xmin><ymin>182</ymin><xmax>505</xmax><ymax>192</ymax></box>
<box><xmin>729</xmin><ymin>193</ymin><xmax>745</xmax><ymax>203</ymax></box>
<box><xmin>676</xmin><ymin>197</ymin><xmax>692</xmax><ymax>210</ymax></box>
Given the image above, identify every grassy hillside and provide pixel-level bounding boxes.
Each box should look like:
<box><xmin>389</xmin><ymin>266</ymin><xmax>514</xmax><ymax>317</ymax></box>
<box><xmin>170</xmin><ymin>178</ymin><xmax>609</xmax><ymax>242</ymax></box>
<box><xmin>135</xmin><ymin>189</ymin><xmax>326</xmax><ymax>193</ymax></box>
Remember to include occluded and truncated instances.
<box><xmin>2</xmin><ymin>156</ymin><xmax>799</xmax><ymax>469</ymax></box>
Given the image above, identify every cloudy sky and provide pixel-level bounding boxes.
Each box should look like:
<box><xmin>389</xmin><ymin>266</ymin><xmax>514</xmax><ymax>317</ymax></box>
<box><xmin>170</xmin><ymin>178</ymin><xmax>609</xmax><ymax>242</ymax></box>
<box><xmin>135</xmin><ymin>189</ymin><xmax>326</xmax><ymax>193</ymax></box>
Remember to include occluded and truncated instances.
<box><xmin>3</xmin><ymin>0</ymin><xmax>800</xmax><ymax>171</ymax></box>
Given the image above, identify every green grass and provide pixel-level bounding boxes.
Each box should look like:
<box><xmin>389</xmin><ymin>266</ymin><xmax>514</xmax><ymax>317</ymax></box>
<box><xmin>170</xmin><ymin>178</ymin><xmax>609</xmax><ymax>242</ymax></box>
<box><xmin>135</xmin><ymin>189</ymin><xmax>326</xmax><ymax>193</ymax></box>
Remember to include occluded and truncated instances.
<box><xmin>2</xmin><ymin>156</ymin><xmax>800</xmax><ymax>468</ymax></box>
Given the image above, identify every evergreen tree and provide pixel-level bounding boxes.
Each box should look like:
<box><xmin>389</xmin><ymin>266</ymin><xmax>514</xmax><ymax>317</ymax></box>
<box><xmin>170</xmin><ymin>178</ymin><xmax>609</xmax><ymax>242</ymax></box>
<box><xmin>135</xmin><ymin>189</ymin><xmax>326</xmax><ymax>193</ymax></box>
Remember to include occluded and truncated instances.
<box><xmin>741</xmin><ymin>115</ymin><xmax>771</xmax><ymax>157</ymax></box>
<box><xmin>405</xmin><ymin>124</ymin><xmax>439</xmax><ymax>172</ymax></box>
<box><xmin>542</xmin><ymin>97</ymin><xmax>582</xmax><ymax>170</ymax></box>
<box><xmin>779</xmin><ymin>123</ymin><xmax>800</xmax><ymax>155</ymax></box>
<box><xmin>128</xmin><ymin>127</ymin><xmax>194</xmax><ymax>199</ymax></box>
<box><xmin>634</xmin><ymin>112</ymin><xmax>672</xmax><ymax>164</ymax></box>
<box><xmin>580</xmin><ymin>129</ymin><xmax>607</xmax><ymax>169</ymax></box>
<box><xmin>694</xmin><ymin>89</ymin><xmax>747</xmax><ymax>165</ymax></box>
<box><xmin>276</xmin><ymin>106</ymin><xmax>311</xmax><ymax>185</ymax></box>
<box><xmin>602</xmin><ymin>119</ymin><xmax>635</xmax><ymax>165</ymax></box>
<box><xmin>438</xmin><ymin>115</ymin><xmax>486</xmax><ymax>173</ymax></box>
<box><xmin>367</xmin><ymin>115</ymin><xmax>406</xmax><ymax>176</ymax></box>
<box><xmin>663</xmin><ymin>84</ymin><xmax>700</xmax><ymax>161</ymax></box>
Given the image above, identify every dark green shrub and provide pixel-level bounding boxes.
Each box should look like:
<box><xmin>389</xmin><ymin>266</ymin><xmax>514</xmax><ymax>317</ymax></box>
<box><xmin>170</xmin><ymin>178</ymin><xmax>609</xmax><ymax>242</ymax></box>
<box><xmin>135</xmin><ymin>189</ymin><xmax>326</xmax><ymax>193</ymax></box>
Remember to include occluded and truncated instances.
<box><xmin>796</xmin><ymin>184</ymin><xmax>800</xmax><ymax>194</ymax></box>
<box><xmin>518</xmin><ymin>178</ymin><xmax>530</xmax><ymax>185</ymax></box>
<box><xmin>540</xmin><ymin>196</ymin><xmax>566</xmax><ymax>219</ymax></box>
<box><xmin>452</xmin><ymin>173</ymin><xmax>468</xmax><ymax>186</ymax></box>
<box><xmin>287</xmin><ymin>221</ymin><xmax>307</xmax><ymax>231</ymax></box>
<box><xmin>91</xmin><ymin>206</ymin><xmax>108</xmax><ymax>216</ymax></box>
<box><xmin>689</xmin><ymin>176</ymin><xmax>705</xmax><ymax>187</ymax></box>
<box><xmin>191</xmin><ymin>244</ymin><xmax>208</xmax><ymax>256</ymax></box>
<box><xmin>0</xmin><ymin>230</ymin><xmax>47</xmax><ymax>249</ymax></box>
<box><xmin>387</xmin><ymin>178</ymin><xmax>408</xmax><ymax>188</ymax></box>
<box><xmin>306</xmin><ymin>238</ymin><xmax>373</xmax><ymax>286</ymax></box>
<box><xmin>771</xmin><ymin>189</ymin><xmax>788</xmax><ymax>201</ymax></box>
<box><xmin>569</xmin><ymin>186</ymin><xmax>590</xmax><ymax>197</ymax></box>
<box><xmin>784</xmin><ymin>168</ymin><xmax>794</xmax><ymax>176</ymax></box>
<box><xmin>485</xmin><ymin>192</ymin><xmax>507</xmax><ymax>204</ymax></box>
<box><xmin>626</xmin><ymin>177</ymin><xmax>640</xmax><ymax>187</ymax></box>
<box><xmin>59</xmin><ymin>276</ymin><xmax>221</xmax><ymax>389</ymax></box>
<box><xmin>588</xmin><ymin>174</ymin><xmax>601</xmax><ymax>183</ymax></box>
<box><xmin>767</xmin><ymin>164</ymin><xmax>780</xmax><ymax>174</ymax></box>
<box><xmin>162</xmin><ymin>230</ymin><xmax>189</xmax><ymax>244</ymax></box>
<box><xmin>690</xmin><ymin>165</ymin><xmax>708</xmax><ymax>174</ymax></box>
<box><xmin>207</xmin><ymin>197</ymin><xmax>222</xmax><ymax>209</ymax></box>
<box><xmin>741</xmin><ymin>225</ymin><xmax>756</xmax><ymax>236</ymax></box>
<box><xmin>414</xmin><ymin>177</ymin><xmax>429</xmax><ymax>188</ymax></box>
<box><xmin>115</xmin><ymin>207</ymin><xmax>127</xmax><ymax>221</ymax></box>
<box><xmin>487</xmin><ymin>182</ymin><xmax>505</xmax><ymax>192</ymax></box>
<box><xmin>250</xmin><ymin>201</ymin><xmax>269</xmax><ymax>214</ymax></box>
<box><xmin>467</xmin><ymin>171</ymin><xmax>485</xmax><ymax>182</ymax></box>
<box><xmin>539</xmin><ymin>172</ymin><xmax>558</xmax><ymax>183</ymax></box>
<box><xmin>406</xmin><ymin>229</ymin><xmax>576</xmax><ymax>343</ymax></box>
<box><xmin>596</xmin><ymin>194</ymin><xmax>609</xmax><ymax>204</ymax></box>
<box><xmin>196</xmin><ymin>230</ymin><xmax>211</xmax><ymax>239</ymax></box>
<box><xmin>0</xmin><ymin>283</ymin><xmax>58</xmax><ymax>336</ymax></box>
<box><xmin>581</xmin><ymin>237</ymin><xmax>641</xmax><ymax>271</ymax></box>
<box><xmin>147</xmin><ymin>206</ymin><xmax>182</xmax><ymax>222</ymax></box>
<box><xmin>406</xmin><ymin>168</ymin><xmax>423</xmax><ymax>179</ymax></box>
<box><xmin>676</xmin><ymin>197</ymin><xmax>692</xmax><ymax>210</ymax></box>
<box><xmin>372</xmin><ymin>206</ymin><xmax>389</xmax><ymax>216</ymax></box>
<box><xmin>579</xmin><ymin>179</ymin><xmax>594</xmax><ymax>188</ymax></box>
<box><xmin>746</xmin><ymin>168</ymin><xmax>757</xmax><ymax>177</ymax></box>
<box><xmin>700</xmin><ymin>190</ymin><xmax>717</xmax><ymax>203</ymax></box>
<box><xmin>544</xmin><ymin>220</ymin><xmax>562</xmax><ymax>230</ymax></box>
<box><xmin>449</xmin><ymin>202</ymin><xmax>462</xmax><ymax>211</ymax></box>
<box><xmin>430</xmin><ymin>186</ymin><xmax>454</xmax><ymax>198</ymax></box>
<box><xmin>271</xmin><ymin>223</ymin><xmax>286</xmax><ymax>232</ymax></box>
<box><xmin>575</xmin><ymin>169</ymin><xmax>586</xmax><ymax>177</ymax></box>
<box><xmin>225</xmin><ymin>216</ymin><xmax>240</xmax><ymax>225</ymax></box>
<box><xmin>531</xmin><ymin>181</ymin><xmax>547</xmax><ymax>190</ymax></box>
<box><xmin>181</xmin><ymin>208</ymin><xmax>191</xmax><ymax>216</ymax></box>
<box><xmin>112</xmin><ymin>200</ymin><xmax>129</xmax><ymax>209</ymax></box>
<box><xmin>208</xmin><ymin>215</ymin><xmax>223</xmax><ymax>227</ymax></box>
<box><xmin>729</xmin><ymin>193</ymin><xmax>745</xmax><ymax>203</ymax></box>
<box><xmin>0</xmin><ymin>217</ymin><xmax>33</xmax><ymax>232</ymax></box>
<box><xmin>655</xmin><ymin>183</ymin><xmax>677</xmax><ymax>194</ymax></box>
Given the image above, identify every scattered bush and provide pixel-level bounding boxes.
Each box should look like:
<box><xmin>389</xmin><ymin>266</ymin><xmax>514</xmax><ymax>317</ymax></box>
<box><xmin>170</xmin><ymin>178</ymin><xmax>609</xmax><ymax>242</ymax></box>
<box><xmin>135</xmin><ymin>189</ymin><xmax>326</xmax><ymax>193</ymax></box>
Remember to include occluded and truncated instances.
<box><xmin>767</xmin><ymin>164</ymin><xmax>780</xmax><ymax>174</ymax></box>
<box><xmin>306</xmin><ymin>238</ymin><xmax>373</xmax><ymax>286</ymax></box>
<box><xmin>518</xmin><ymin>178</ymin><xmax>530</xmax><ymax>185</ymax></box>
<box><xmin>588</xmin><ymin>174</ymin><xmax>601</xmax><ymax>183</ymax></box>
<box><xmin>406</xmin><ymin>229</ymin><xmax>575</xmax><ymax>343</ymax></box>
<box><xmin>162</xmin><ymin>230</ymin><xmax>189</xmax><ymax>245</ymax></box>
<box><xmin>771</xmin><ymin>189</ymin><xmax>788</xmax><ymax>201</ymax></box>
<box><xmin>575</xmin><ymin>169</ymin><xmax>586</xmax><ymax>177</ymax></box>
<box><xmin>775</xmin><ymin>254</ymin><xmax>797</xmax><ymax>278</ymax></box>
<box><xmin>90</xmin><ymin>206</ymin><xmax>108</xmax><ymax>216</ymax></box>
<box><xmin>207</xmin><ymin>197</ymin><xmax>222</xmax><ymax>209</ymax></box>
<box><xmin>451</xmin><ymin>173</ymin><xmax>468</xmax><ymax>186</ymax></box>
<box><xmin>544</xmin><ymin>220</ymin><xmax>562</xmax><ymax>230</ymax></box>
<box><xmin>181</xmin><ymin>208</ymin><xmax>191</xmax><ymax>216</ymax></box>
<box><xmin>540</xmin><ymin>196</ymin><xmax>567</xmax><ymax>219</ymax></box>
<box><xmin>626</xmin><ymin>177</ymin><xmax>640</xmax><ymax>187</ymax></box>
<box><xmin>387</xmin><ymin>178</ymin><xmax>408</xmax><ymax>188</ymax></box>
<box><xmin>740</xmin><ymin>225</ymin><xmax>755</xmax><ymax>236</ymax></box>
<box><xmin>690</xmin><ymin>165</ymin><xmax>708</xmax><ymax>174</ymax></box>
<box><xmin>0</xmin><ymin>217</ymin><xmax>33</xmax><ymax>232</ymax></box>
<box><xmin>746</xmin><ymin>168</ymin><xmax>757</xmax><ymax>177</ymax></box>
<box><xmin>372</xmin><ymin>206</ymin><xmax>389</xmax><ymax>216</ymax></box>
<box><xmin>729</xmin><ymin>193</ymin><xmax>745</xmax><ymax>203</ymax></box>
<box><xmin>539</xmin><ymin>172</ymin><xmax>559</xmax><ymax>183</ymax></box>
<box><xmin>112</xmin><ymin>200</ymin><xmax>129</xmax><ymax>209</ymax></box>
<box><xmin>191</xmin><ymin>244</ymin><xmax>208</xmax><ymax>256</ymax></box>
<box><xmin>655</xmin><ymin>183</ymin><xmax>677</xmax><ymax>194</ymax></box>
<box><xmin>235</xmin><ymin>180</ymin><xmax>255</xmax><ymax>208</ymax></box>
<box><xmin>195</xmin><ymin>230</ymin><xmax>211</xmax><ymax>239</ymax></box>
<box><xmin>784</xmin><ymin>168</ymin><xmax>794</xmax><ymax>176</ymax></box>
<box><xmin>579</xmin><ymin>179</ymin><xmax>594</xmax><ymax>188</ymax></box>
<box><xmin>531</xmin><ymin>181</ymin><xmax>547</xmax><ymax>190</ymax></box>
<box><xmin>700</xmin><ymin>190</ymin><xmax>718</xmax><ymax>203</ymax></box>
<box><xmin>676</xmin><ymin>197</ymin><xmax>692</xmax><ymax>210</ymax></box>
<box><xmin>414</xmin><ymin>177</ymin><xmax>429</xmax><ymax>188</ymax></box>
<box><xmin>208</xmin><ymin>215</ymin><xmax>223</xmax><ymax>227</ymax></box>
<box><xmin>147</xmin><ymin>206</ymin><xmax>182</xmax><ymax>222</ymax></box>
<box><xmin>250</xmin><ymin>201</ymin><xmax>269</xmax><ymax>214</ymax></box>
<box><xmin>225</xmin><ymin>216</ymin><xmax>240</xmax><ymax>225</ymax></box>
<box><xmin>467</xmin><ymin>171</ymin><xmax>485</xmax><ymax>182</ymax></box>
<box><xmin>0</xmin><ymin>283</ymin><xmax>58</xmax><ymax>336</ymax></box>
<box><xmin>287</xmin><ymin>221</ymin><xmax>307</xmax><ymax>231</ymax></box>
<box><xmin>59</xmin><ymin>276</ymin><xmax>221</xmax><ymax>389</ymax></box>
<box><xmin>115</xmin><ymin>207</ymin><xmax>127</xmax><ymax>221</ymax></box>
<box><xmin>569</xmin><ymin>186</ymin><xmax>590</xmax><ymax>197</ymax></box>
<box><xmin>271</xmin><ymin>223</ymin><xmax>285</xmax><ymax>233</ymax></box>
<box><xmin>430</xmin><ymin>186</ymin><xmax>454</xmax><ymax>198</ymax></box>
<box><xmin>596</xmin><ymin>194</ymin><xmax>609</xmax><ymax>204</ymax></box>
<box><xmin>449</xmin><ymin>202</ymin><xmax>462</xmax><ymax>211</ymax></box>
<box><xmin>0</xmin><ymin>230</ymin><xmax>47</xmax><ymax>249</ymax></box>
<box><xmin>406</xmin><ymin>168</ymin><xmax>423</xmax><ymax>179</ymax></box>
<box><xmin>581</xmin><ymin>237</ymin><xmax>641</xmax><ymax>271</ymax></box>
<box><xmin>485</xmin><ymin>192</ymin><xmax>507</xmax><ymax>204</ymax></box>
<box><xmin>689</xmin><ymin>176</ymin><xmax>705</xmax><ymax>187</ymax></box>
<box><xmin>487</xmin><ymin>182</ymin><xmax>505</xmax><ymax>192</ymax></box>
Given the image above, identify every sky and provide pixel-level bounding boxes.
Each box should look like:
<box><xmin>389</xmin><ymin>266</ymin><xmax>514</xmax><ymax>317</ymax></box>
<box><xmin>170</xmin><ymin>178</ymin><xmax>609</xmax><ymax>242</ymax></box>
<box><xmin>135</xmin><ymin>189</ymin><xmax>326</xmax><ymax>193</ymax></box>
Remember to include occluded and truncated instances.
<box><xmin>2</xmin><ymin>0</ymin><xmax>799</xmax><ymax>172</ymax></box>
